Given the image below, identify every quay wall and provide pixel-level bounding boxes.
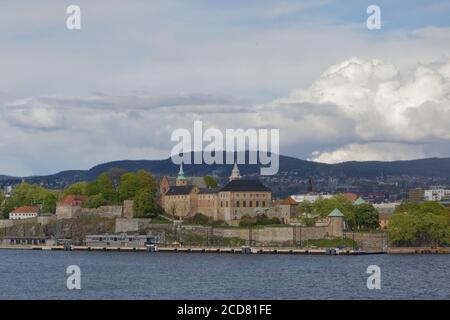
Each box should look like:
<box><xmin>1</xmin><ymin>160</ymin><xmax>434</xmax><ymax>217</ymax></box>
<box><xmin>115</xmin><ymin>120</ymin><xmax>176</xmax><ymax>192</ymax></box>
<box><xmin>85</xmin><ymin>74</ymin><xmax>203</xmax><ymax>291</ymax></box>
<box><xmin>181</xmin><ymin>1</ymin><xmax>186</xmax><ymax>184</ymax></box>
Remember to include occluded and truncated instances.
<box><xmin>343</xmin><ymin>231</ymin><xmax>388</xmax><ymax>250</ymax></box>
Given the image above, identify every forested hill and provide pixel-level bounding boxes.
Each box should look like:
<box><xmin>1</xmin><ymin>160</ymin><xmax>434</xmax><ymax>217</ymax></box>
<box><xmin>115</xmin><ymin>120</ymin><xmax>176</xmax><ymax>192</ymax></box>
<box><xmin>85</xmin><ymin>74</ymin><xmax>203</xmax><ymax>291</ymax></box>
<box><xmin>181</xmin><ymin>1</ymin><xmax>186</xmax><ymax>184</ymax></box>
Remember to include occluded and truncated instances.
<box><xmin>1</xmin><ymin>152</ymin><xmax>449</xmax><ymax>188</ymax></box>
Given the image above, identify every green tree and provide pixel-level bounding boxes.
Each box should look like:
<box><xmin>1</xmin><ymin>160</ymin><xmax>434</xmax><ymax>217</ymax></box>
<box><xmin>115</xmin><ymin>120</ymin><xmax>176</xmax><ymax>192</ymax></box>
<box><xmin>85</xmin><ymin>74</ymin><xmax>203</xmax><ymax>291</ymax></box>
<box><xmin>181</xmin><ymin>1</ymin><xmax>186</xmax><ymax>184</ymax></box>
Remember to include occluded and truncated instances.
<box><xmin>204</xmin><ymin>176</ymin><xmax>218</xmax><ymax>188</ymax></box>
<box><xmin>136</xmin><ymin>170</ymin><xmax>157</xmax><ymax>194</ymax></box>
<box><xmin>118</xmin><ymin>172</ymin><xmax>139</xmax><ymax>201</ymax></box>
<box><xmin>63</xmin><ymin>182</ymin><xmax>88</xmax><ymax>197</ymax></box>
<box><xmin>85</xmin><ymin>173</ymin><xmax>118</xmax><ymax>204</ymax></box>
<box><xmin>389</xmin><ymin>212</ymin><xmax>418</xmax><ymax>246</ymax></box>
<box><xmin>83</xmin><ymin>194</ymin><xmax>107</xmax><ymax>208</ymax></box>
<box><xmin>133</xmin><ymin>188</ymin><xmax>158</xmax><ymax>218</ymax></box>
<box><xmin>1</xmin><ymin>183</ymin><xmax>60</xmax><ymax>215</ymax></box>
<box><xmin>42</xmin><ymin>193</ymin><xmax>58</xmax><ymax>213</ymax></box>
<box><xmin>354</xmin><ymin>204</ymin><xmax>379</xmax><ymax>230</ymax></box>
<box><xmin>108</xmin><ymin>167</ymin><xmax>127</xmax><ymax>188</ymax></box>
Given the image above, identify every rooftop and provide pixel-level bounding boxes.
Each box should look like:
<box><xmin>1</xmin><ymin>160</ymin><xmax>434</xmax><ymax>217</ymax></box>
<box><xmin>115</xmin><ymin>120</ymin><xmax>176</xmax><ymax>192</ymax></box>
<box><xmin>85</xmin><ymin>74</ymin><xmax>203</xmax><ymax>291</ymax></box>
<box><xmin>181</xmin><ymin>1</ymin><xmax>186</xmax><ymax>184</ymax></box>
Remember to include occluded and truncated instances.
<box><xmin>328</xmin><ymin>208</ymin><xmax>345</xmax><ymax>218</ymax></box>
<box><xmin>11</xmin><ymin>206</ymin><xmax>40</xmax><ymax>214</ymax></box>
<box><xmin>59</xmin><ymin>195</ymin><xmax>88</xmax><ymax>206</ymax></box>
<box><xmin>165</xmin><ymin>185</ymin><xmax>195</xmax><ymax>196</ymax></box>
<box><xmin>220</xmin><ymin>179</ymin><xmax>271</xmax><ymax>192</ymax></box>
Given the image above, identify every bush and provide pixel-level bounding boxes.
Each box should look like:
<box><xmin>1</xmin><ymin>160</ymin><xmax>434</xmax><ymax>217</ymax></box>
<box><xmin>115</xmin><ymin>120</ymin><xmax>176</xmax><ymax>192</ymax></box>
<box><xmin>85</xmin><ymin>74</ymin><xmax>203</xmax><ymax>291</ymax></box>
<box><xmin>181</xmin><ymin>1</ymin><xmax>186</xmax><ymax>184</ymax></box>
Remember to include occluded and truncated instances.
<box><xmin>185</xmin><ymin>213</ymin><xmax>213</xmax><ymax>226</ymax></box>
<box><xmin>83</xmin><ymin>194</ymin><xmax>107</xmax><ymax>208</ymax></box>
<box><xmin>239</xmin><ymin>214</ymin><xmax>281</xmax><ymax>227</ymax></box>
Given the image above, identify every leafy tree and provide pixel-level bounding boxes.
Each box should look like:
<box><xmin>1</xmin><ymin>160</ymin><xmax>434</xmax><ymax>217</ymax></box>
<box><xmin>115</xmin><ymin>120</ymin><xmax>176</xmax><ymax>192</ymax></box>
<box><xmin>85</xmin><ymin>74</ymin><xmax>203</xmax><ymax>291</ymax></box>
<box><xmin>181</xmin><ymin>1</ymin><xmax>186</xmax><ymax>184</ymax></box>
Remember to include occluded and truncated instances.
<box><xmin>204</xmin><ymin>176</ymin><xmax>218</xmax><ymax>188</ymax></box>
<box><xmin>185</xmin><ymin>213</ymin><xmax>212</xmax><ymax>226</ymax></box>
<box><xmin>0</xmin><ymin>183</ymin><xmax>60</xmax><ymax>216</ymax></box>
<box><xmin>86</xmin><ymin>180</ymin><xmax>100</xmax><ymax>196</ymax></box>
<box><xmin>354</xmin><ymin>204</ymin><xmax>379</xmax><ymax>230</ymax></box>
<box><xmin>63</xmin><ymin>182</ymin><xmax>88</xmax><ymax>197</ymax></box>
<box><xmin>118</xmin><ymin>172</ymin><xmax>139</xmax><ymax>201</ymax></box>
<box><xmin>389</xmin><ymin>202</ymin><xmax>450</xmax><ymax>246</ymax></box>
<box><xmin>133</xmin><ymin>188</ymin><xmax>158</xmax><ymax>218</ymax></box>
<box><xmin>42</xmin><ymin>193</ymin><xmax>58</xmax><ymax>213</ymax></box>
<box><xmin>85</xmin><ymin>173</ymin><xmax>118</xmax><ymax>204</ymax></box>
<box><xmin>389</xmin><ymin>212</ymin><xmax>418</xmax><ymax>246</ymax></box>
<box><xmin>96</xmin><ymin>173</ymin><xmax>117</xmax><ymax>203</ymax></box>
<box><xmin>294</xmin><ymin>195</ymin><xmax>378</xmax><ymax>231</ymax></box>
<box><xmin>83</xmin><ymin>194</ymin><xmax>107</xmax><ymax>208</ymax></box>
<box><xmin>239</xmin><ymin>214</ymin><xmax>281</xmax><ymax>227</ymax></box>
<box><xmin>136</xmin><ymin>170</ymin><xmax>157</xmax><ymax>194</ymax></box>
<box><xmin>107</xmin><ymin>168</ymin><xmax>127</xmax><ymax>188</ymax></box>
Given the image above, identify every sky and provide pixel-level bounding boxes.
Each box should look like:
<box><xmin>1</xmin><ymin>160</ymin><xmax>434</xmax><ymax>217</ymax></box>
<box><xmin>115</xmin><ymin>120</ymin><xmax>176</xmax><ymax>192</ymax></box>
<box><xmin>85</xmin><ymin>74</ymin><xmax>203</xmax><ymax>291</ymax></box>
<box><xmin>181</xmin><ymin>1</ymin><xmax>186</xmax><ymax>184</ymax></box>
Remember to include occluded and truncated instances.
<box><xmin>1</xmin><ymin>0</ymin><xmax>450</xmax><ymax>176</ymax></box>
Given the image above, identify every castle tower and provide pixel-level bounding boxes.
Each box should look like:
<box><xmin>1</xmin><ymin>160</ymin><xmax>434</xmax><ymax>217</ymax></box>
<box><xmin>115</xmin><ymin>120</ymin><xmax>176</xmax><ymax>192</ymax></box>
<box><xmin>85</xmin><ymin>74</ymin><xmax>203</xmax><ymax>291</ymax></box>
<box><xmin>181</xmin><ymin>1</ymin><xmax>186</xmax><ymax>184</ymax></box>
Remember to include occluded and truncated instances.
<box><xmin>229</xmin><ymin>162</ymin><xmax>242</xmax><ymax>181</ymax></box>
<box><xmin>327</xmin><ymin>208</ymin><xmax>344</xmax><ymax>238</ymax></box>
<box><xmin>176</xmin><ymin>163</ymin><xmax>188</xmax><ymax>186</ymax></box>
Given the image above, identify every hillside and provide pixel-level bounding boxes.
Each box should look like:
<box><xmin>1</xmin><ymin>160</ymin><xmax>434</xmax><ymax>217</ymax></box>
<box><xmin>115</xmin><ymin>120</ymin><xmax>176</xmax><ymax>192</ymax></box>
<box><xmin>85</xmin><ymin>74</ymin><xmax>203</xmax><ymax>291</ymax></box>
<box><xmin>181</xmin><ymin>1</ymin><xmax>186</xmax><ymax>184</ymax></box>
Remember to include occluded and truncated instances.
<box><xmin>3</xmin><ymin>152</ymin><xmax>448</xmax><ymax>188</ymax></box>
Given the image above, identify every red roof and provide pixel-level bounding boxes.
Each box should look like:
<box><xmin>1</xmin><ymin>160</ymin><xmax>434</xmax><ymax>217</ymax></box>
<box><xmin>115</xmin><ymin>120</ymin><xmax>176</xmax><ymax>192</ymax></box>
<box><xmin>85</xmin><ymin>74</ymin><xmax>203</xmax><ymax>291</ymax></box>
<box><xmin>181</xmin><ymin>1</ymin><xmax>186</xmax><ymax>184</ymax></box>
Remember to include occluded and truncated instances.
<box><xmin>59</xmin><ymin>195</ymin><xmax>87</xmax><ymax>206</ymax></box>
<box><xmin>342</xmin><ymin>193</ymin><xmax>358</xmax><ymax>202</ymax></box>
<box><xmin>11</xmin><ymin>206</ymin><xmax>39</xmax><ymax>214</ymax></box>
<box><xmin>280</xmin><ymin>196</ymin><xmax>299</xmax><ymax>205</ymax></box>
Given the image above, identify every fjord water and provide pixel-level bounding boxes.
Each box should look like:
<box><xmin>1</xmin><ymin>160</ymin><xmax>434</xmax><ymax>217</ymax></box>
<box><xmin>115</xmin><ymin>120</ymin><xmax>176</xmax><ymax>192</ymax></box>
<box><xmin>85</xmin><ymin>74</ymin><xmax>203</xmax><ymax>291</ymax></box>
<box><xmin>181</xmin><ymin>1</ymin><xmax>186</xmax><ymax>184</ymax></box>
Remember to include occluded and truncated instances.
<box><xmin>0</xmin><ymin>250</ymin><xmax>448</xmax><ymax>299</ymax></box>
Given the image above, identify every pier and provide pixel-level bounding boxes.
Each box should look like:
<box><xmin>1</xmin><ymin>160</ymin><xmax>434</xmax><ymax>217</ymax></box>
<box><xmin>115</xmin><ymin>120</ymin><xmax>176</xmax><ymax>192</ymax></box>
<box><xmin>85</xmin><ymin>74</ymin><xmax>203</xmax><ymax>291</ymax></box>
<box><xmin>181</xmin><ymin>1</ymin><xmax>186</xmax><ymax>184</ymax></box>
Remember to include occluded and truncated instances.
<box><xmin>0</xmin><ymin>244</ymin><xmax>388</xmax><ymax>255</ymax></box>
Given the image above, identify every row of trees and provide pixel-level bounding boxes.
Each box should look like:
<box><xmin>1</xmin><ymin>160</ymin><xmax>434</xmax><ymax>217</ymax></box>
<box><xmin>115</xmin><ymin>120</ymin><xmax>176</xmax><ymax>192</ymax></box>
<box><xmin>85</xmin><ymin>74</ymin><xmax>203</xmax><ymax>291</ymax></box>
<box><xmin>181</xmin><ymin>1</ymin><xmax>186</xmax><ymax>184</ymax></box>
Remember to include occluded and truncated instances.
<box><xmin>1</xmin><ymin>169</ymin><xmax>161</xmax><ymax>219</ymax></box>
<box><xmin>63</xmin><ymin>169</ymin><xmax>160</xmax><ymax>218</ymax></box>
<box><xmin>0</xmin><ymin>183</ymin><xmax>59</xmax><ymax>219</ymax></box>
<box><xmin>389</xmin><ymin>202</ymin><xmax>450</xmax><ymax>247</ymax></box>
<box><xmin>296</xmin><ymin>195</ymin><xmax>380</xmax><ymax>230</ymax></box>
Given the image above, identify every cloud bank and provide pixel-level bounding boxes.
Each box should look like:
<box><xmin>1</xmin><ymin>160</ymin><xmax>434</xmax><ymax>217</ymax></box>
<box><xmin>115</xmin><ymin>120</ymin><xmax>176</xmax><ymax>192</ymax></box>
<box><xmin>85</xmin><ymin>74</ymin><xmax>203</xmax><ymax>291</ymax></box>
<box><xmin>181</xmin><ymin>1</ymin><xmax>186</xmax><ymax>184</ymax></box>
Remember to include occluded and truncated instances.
<box><xmin>1</xmin><ymin>56</ymin><xmax>450</xmax><ymax>175</ymax></box>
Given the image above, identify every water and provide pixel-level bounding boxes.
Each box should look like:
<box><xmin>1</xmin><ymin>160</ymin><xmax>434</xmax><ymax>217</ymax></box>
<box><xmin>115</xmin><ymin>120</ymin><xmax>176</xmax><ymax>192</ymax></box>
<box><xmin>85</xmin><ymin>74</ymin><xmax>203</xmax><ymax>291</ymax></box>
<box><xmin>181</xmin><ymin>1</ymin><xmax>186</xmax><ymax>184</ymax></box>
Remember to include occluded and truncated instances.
<box><xmin>0</xmin><ymin>250</ymin><xmax>448</xmax><ymax>299</ymax></box>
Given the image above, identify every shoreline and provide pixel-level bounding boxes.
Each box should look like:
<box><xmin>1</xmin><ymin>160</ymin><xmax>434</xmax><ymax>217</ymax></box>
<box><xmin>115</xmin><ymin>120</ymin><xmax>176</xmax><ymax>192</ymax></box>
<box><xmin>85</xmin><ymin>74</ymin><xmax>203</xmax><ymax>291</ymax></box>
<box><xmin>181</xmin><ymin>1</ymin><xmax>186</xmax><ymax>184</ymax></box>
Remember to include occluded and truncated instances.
<box><xmin>1</xmin><ymin>245</ymin><xmax>448</xmax><ymax>254</ymax></box>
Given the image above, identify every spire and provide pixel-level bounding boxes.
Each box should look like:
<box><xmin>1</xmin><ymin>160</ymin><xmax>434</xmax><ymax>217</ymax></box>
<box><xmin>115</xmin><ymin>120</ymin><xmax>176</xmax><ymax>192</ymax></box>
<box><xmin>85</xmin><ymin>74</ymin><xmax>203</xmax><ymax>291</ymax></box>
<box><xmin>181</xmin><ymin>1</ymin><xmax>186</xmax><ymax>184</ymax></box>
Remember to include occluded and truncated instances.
<box><xmin>177</xmin><ymin>163</ymin><xmax>186</xmax><ymax>180</ymax></box>
<box><xmin>229</xmin><ymin>162</ymin><xmax>242</xmax><ymax>181</ymax></box>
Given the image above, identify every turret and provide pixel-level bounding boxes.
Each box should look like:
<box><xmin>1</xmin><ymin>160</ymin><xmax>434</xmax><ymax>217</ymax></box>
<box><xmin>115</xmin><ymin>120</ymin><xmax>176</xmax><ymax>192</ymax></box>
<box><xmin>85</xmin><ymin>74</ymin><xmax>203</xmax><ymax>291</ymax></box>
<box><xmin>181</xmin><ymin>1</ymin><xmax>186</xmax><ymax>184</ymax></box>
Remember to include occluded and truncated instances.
<box><xmin>229</xmin><ymin>162</ymin><xmax>242</xmax><ymax>181</ymax></box>
<box><xmin>176</xmin><ymin>163</ymin><xmax>188</xmax><ymax>186</ymax></box>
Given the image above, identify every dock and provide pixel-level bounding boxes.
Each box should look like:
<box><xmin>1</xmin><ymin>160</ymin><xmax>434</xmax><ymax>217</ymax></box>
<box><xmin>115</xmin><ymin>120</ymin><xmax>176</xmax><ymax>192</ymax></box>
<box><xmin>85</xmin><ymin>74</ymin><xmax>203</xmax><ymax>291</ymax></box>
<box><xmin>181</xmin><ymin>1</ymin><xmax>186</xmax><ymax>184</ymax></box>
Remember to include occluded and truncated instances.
<box><xmin>0</xmin><ymin>244</ymin><xmax>387</xmax><ymax>255</ymax></box>
<box><xmin>388</xmin><ymin>247</ymin><xmax>450</xmax><ymax>254</ymax></box>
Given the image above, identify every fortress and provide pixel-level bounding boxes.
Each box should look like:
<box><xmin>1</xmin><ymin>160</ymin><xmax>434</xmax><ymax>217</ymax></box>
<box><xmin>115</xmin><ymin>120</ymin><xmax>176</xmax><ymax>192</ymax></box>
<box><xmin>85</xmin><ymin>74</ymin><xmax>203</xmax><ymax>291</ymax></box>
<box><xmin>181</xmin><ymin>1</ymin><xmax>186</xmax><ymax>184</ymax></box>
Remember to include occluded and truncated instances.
<box><xmin>159</xmin><ymin>163</ymin><xmax>345</xmax><ymax>239</ymax></box>
<box><xmin>160</xmin><ymin>162</ymin><xmax>272</xmax><ymax>222</ymax></box>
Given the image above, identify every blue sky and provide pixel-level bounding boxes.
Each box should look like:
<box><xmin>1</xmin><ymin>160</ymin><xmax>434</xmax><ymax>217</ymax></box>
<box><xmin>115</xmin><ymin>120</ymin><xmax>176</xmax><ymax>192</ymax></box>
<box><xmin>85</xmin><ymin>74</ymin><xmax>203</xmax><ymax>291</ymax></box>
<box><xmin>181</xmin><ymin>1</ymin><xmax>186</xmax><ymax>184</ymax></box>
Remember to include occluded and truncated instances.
<box><xmin>1</xmin><ymin>1</ymin><xmax>450</xmax><ymax>176</ymax></box>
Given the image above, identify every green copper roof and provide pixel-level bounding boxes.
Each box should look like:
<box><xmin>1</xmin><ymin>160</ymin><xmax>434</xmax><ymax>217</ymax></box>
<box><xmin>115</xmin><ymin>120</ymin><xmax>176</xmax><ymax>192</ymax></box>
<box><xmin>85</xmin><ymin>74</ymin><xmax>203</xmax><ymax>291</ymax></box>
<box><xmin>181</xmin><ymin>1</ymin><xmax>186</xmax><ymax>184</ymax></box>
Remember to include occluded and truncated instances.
<box><xmin>353</xmin><ymin>197</ymin><xmax>366</xmax><ymax>205</ymax></box>
<box><xmin>328</xmin><ymin>208</ymin><xmax>345</xmax><ymax>217</ymax></box>
<box><xmin>177</xmin><ymin>163</ymin><xmax>186</xmax><ymax>180</ymax></box>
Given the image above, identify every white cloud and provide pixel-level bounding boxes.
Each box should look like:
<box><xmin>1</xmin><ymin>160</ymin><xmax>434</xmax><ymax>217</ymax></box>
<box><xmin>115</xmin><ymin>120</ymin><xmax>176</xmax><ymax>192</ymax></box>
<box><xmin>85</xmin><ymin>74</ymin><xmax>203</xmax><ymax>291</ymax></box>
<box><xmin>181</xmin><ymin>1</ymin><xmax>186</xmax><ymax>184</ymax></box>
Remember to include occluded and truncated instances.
<box><xmin>2</xmin><ymin>56</ymin><xmax>450</xmax><ymax>175</ymax></box>
<box><xmin>267</xmin><ymin>56</ymin><xmax>450</xmax><ymax>162</ymax></box>
<box><xmin>309</xmin><ymin>143</ymin><xmax>426</xmax><ymax>163</ymax></box>
<box><xmin>2</xmin><ymin>99</ymin><xmax>64</xmax><ymax>130</ymax></box>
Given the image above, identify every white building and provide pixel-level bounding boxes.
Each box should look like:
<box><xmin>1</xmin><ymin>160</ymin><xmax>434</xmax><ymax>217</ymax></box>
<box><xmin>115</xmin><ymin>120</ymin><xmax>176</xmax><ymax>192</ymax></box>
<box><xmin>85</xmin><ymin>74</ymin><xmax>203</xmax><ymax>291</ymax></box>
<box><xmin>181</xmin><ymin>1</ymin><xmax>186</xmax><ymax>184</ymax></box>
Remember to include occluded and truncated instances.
<box><xmin>373</xmin><ymin>202</ymin><xmax>401</xmax><ymax>215</ymax></box>
<box><xmin>290</xmin><ymin>193</ymin><xmax>334</xmax><ymax>203</ymax></box>
<box><xmin>9</xmin><ymin>206</ymin><xmax>39</xmax><ymax>220</ymax></box>
<box><xmin>424</xmin><ymin>189</ymin><xmax>450</xmax><ymax>201</ymax></box>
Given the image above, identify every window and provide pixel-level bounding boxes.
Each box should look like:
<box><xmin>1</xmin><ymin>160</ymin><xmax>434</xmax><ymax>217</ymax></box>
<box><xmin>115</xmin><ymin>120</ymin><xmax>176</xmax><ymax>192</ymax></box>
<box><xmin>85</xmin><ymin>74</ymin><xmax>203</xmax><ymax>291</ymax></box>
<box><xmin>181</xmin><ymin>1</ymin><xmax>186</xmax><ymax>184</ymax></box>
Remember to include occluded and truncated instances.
<box><xmin>249</xmin><ymin>201</ymin><xmax>253</xmax><ymax>207</ymax></box>
<box><xmin>256</xmin><ymin>201</ymin><xmax>259</xmax><ymax>207</ymax></box>
<box><xmin>221</xmin><ymin>201</ymin><xmax>223</xmax><ymax>207</ymax></box>
<box><xmin>226</xmin><ymin>201</ymin><xmax>228</xmax><ymax>207</ymax></box>
<box><xmin>262</xmin><ymin>201</ymin><xmax>266</xmax><ymax>207</ymax></box>
<box><xmin>236</xmin><ymin>201</ymin><xmax>240</xmax><ymax>207</ymax></box>
<box><xmin>243</xmin><ymin>201</ymin><xmax>246</xmax><ymax>207</ymax></box>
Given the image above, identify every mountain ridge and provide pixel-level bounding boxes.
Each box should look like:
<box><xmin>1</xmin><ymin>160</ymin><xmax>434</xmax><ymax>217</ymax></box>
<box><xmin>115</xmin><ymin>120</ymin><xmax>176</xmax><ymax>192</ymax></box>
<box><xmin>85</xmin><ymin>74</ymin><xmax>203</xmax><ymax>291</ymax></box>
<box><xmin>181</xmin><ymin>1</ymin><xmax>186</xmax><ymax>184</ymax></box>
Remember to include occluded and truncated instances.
<box><xmin>1</xmin><ymin>153</ymin><xmax>450</xmax><ymax>186</ymax></box>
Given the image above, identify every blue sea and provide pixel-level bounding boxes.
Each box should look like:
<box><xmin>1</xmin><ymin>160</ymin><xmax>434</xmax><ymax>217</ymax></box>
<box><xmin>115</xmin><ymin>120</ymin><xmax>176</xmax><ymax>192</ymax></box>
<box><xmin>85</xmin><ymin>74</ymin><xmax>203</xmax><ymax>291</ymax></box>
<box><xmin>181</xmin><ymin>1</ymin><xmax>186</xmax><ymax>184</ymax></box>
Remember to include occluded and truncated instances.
<box><xmin>0</xmin><ymin>250</ymin><xmax>448</xmax><ymax>299</ymax></box>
